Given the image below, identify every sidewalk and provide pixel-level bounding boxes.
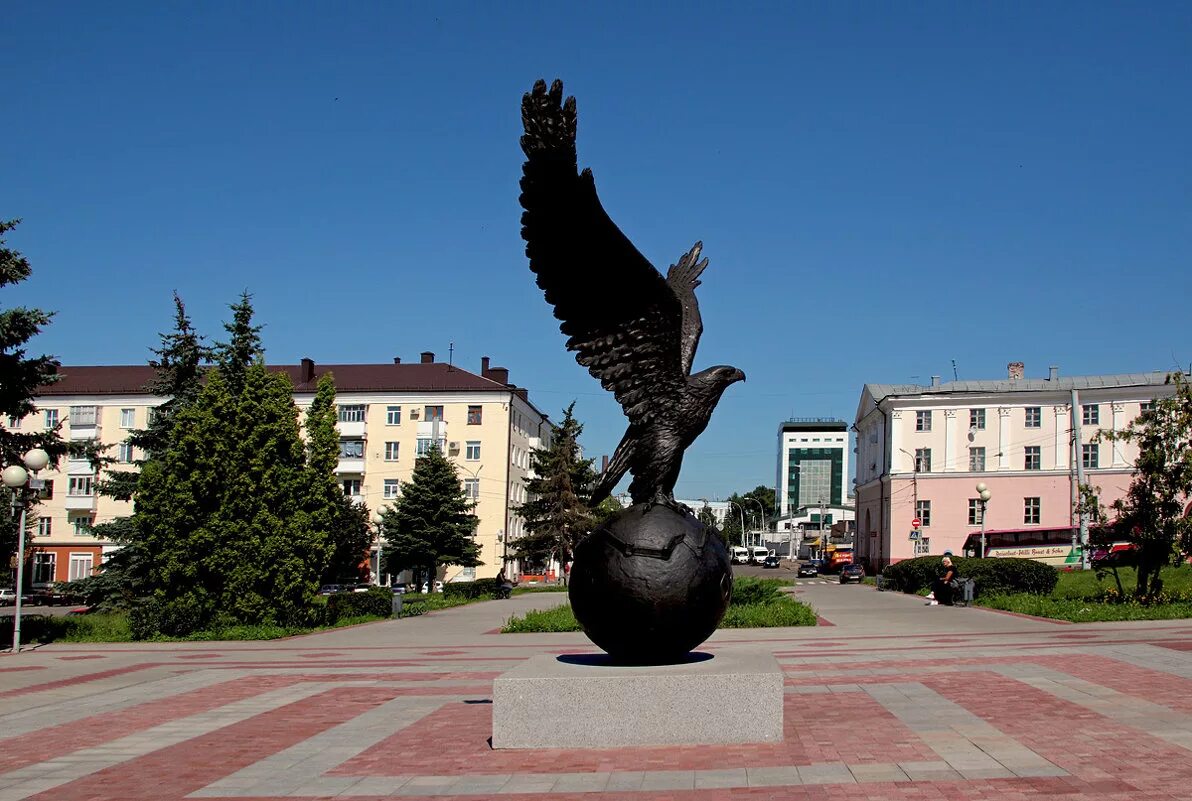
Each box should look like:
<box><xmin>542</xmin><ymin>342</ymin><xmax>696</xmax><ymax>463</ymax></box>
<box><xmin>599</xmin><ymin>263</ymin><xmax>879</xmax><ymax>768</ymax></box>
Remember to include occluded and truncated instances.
<box><xmin>4</xmin><ymin>583</ymin><xmax>1192</xmax><ymax>800</ymax></box>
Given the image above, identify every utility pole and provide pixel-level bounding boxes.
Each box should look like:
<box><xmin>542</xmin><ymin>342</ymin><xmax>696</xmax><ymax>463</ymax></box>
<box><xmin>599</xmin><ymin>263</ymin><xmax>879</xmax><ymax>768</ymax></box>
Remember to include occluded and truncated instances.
<box><xmin>1071</xmin><ymin>390</ymin><xmax>1090</xmax><ymax>569</ymax></box>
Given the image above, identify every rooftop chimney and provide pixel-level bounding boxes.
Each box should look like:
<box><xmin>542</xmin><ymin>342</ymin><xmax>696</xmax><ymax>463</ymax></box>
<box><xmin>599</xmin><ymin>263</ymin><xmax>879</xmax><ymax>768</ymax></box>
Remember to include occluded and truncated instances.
<box><xmin>420</xmin><ymin>351</ymin><xmax>434</xmax><ymax>364</ymax></box>
<box><xmin>480</xmin><ymin>356</ymin><xmax>490</xmax><ymax>375</ymax></box>
<box><xmin>1008</xmin><ymin>361</ymin><xmax>1025</xmax><ymax>381</ymax></box>
<box><xmin>299</xmin><ymin>357</ymin><xmax>315</xmax><ymax>384</ymax></box>
<box><xmin>393</xmin><ymin>357</ymin><xmax>401</xmax><ymax>364</ymax></box>
<box><xmin>487</xmin><ymin>366</ymin><xmax>509</xmax><ymax>385</ymax></box>
<box><xmin>1048</xmin><ymin>365</ymin><xmax>1059</xmax><ymax>381</ymax></box>
<box><xmin>930</xmin><ymin>375</ymin><xmax>941</xmax><ymax>387</ymax></box>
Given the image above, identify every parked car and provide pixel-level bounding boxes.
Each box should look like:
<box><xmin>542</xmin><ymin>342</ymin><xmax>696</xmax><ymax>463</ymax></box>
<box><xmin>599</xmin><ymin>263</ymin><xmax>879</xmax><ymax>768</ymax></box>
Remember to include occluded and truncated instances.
<box><xmin>318</xmin><ymin>584</ymin><xmax>344</xmax><ymax>596</ymax></box>
<box><xmin>749</xmin><ymin>547</ymin><xmax>770</xmax><ymax>564</ymax></box>
<box><xmin>796</xmin><ymin>563</ymin><xmax>819</xmax><ymax>578</ymax></box>
<box><xmin>762</xmin><ymin>555</ymin><xmax>782</xmax><ymax>569</ymax></box>
<box><xmin>839</xmin><ymin>564</ymin><xmax>866</xmax><ymax>584</ymax></box>
<box><xmin>0</xmin><ymin>588</ymin><xmax>17</xmax><ymax>606</ymax></box>
<box><xmin>420</xmin><ymin>581</ymin><xmax>444</xmax><ymax>593</ymax></box>
<box><xmin>731</xmin><ymin>547</ymin><xmax>750</xmax><ymax>565</ymax></box>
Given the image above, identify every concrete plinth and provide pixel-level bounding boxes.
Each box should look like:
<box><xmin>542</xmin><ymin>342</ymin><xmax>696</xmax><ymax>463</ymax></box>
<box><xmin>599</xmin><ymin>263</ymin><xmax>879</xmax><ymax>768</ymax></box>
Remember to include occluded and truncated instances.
<box><xmin>491</xmin><ymin>650</ymin><xmax>783</xmax><ymax>749</ymax></box>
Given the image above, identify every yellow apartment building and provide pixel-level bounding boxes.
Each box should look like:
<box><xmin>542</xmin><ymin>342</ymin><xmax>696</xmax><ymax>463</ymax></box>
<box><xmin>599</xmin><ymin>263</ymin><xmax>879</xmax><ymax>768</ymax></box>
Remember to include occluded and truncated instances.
<box><xmin>12</xmin><ymin>351</ymin><xmax>551</xmax><ymax>586</ymax></box>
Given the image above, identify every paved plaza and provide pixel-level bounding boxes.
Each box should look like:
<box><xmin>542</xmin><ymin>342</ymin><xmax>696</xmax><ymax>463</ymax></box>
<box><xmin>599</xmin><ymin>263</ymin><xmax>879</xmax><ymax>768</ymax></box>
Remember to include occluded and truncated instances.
<box><xmin>4</xmin><ymin>584</ymin><xmax>1192</xmax><ymax>800</ymax></box>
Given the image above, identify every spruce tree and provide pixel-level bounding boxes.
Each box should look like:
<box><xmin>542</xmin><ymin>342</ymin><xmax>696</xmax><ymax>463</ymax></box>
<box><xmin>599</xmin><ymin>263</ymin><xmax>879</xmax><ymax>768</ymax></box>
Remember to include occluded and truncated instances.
<box><xmin>305</xmin><ymin>373</ymin><xmax>371</xmax><ymax>584</ymax></box>
<box><xmin>381</xmin><ymin>446</ymin><xmax>480</xmax><ymax>587</ymax></box>
<box><xmin>214</xmin><ymin>291</ymin><xmax>262</xmax><ymax>397</ymax></box>
<box><xmin>511</xmin><ymin>403</ymin><xmax>596</xmax><ymax>569</ymax></box>
<box><xmin>698</xmin><ymin>502</ymin><xmax>719</xmax><ymax>529</ymax></box>
<box><xmin>0</xmin><ymin>219</ymin><xmax>67</xmax><ymax>567</ymax></box>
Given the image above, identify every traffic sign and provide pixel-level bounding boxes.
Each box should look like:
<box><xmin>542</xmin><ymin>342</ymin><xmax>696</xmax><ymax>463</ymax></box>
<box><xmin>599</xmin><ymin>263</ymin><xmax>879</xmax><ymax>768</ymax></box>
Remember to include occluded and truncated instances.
<box><xmin>908</xmin><ymin>531</ymin><xmax>921</xmax><ymax>540</ymax></box>
<box><xmin>911</xmin><ymin>518</ymin><xmax>921</xmax><ymax>529</ymax></box>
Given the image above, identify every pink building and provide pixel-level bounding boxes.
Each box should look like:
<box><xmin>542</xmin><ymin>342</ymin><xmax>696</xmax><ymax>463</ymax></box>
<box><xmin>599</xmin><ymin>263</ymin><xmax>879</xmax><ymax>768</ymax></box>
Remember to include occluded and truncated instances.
<box><xmin>852</xmin><ymin>364</ymin><xmax>1178</xmax><ymax>570</ymax></box>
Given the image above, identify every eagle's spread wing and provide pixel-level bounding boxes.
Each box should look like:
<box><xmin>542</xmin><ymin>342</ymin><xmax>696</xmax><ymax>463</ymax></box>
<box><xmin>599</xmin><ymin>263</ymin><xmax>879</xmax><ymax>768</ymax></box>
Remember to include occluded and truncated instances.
<box><xmin>666</xmin><ymin>243</ymin><xmax>707</xmax><ymax>377</ymax></box>
<box><xmin>520</xmin><ymin>79</ymin><xmax>688</xmax><ymax>426</ymax></box>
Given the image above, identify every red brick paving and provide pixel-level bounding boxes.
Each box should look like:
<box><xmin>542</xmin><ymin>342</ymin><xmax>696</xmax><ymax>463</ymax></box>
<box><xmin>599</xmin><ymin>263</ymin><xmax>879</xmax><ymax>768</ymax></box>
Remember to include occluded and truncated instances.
<box><xmin>333</xmin><ymin>692</ymin><xmax>934</xmax><ymax>777</ymax></box>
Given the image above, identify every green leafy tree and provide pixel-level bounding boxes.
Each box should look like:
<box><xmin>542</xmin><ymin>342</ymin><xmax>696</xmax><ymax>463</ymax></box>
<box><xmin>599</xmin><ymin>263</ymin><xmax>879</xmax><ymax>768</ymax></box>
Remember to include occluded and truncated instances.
<box><xmin>381</xmin><ymin>446</ymin><xmax>480</xmax><ymax>588</ymax></box>
<box><xmin>306</xmin><ymin>373</ymin><xmax>371</xmax><ymax>583</ymax></box>
<box><xmin>1098</xmin><ymin>373</ymin><xmax>1192</xmax><ymax>599</ymax></box>
<box><xmin>720</xmin><ymin>486</ymin><xmax>777</xmax><ymax>546</ymax></box>
<box><xmin>214</xmin><ymin>290</ymin><xmax>262</xmax><ymax>396</ymax></box>
<box><xmin>591</xmin><ymin>495</ymin><xmax>623</xmax><ymax>529</ymax></box>
<box><xmin>512</xmin><ymin>404</ymin><xmax>596</xmax><ymax>570</ymax></box>
<box><xmin>698</xmin><ymin>502</ymin><xmax>719</xmax><ymax>529</ymax></box>
<box><xmin>0</xmin><ymin>219</ymin><xmax>67</xmax><ymax>574</ymax></box>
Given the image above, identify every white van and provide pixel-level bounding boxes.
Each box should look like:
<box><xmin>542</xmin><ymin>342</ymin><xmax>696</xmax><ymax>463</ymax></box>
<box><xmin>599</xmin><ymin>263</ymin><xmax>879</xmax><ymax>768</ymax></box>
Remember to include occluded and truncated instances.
<box><xmin>750</xmin><ymin>546</ymin><xmax>770</xmax><ymax>564</ymax></box>
<box><xmin>731</xmin><ymin>546</ymin><xmax>750</xmax><ymax>564</ymax></box>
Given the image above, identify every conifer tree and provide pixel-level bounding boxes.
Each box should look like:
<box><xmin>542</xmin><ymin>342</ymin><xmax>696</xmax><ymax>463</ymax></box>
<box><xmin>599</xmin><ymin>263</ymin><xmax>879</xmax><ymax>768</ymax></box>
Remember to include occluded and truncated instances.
<box><xmin>381</xmin><ymin>446</ymin><xmax>480</xmax><ymax>587</ymax></box>
<box><xmin>698</xmin><ymin>502</ymin><xmax>719</xmax><ymax>529</ymax></box>
<box><xmin>215</xmin><ymin>291</ymin><xmax>262</xmax><ymax>397</ymax></box>
<box><xmin>0</xmin><ymin>219</ymin><xmax>67</xmax><ymax>567</ymax></box>
<box><xmin>305</xmin><ymin>372</ymin><xmax>371</xmax><ymax>584</ymax></box>
<box><xmin>511</xmin><ymin>403</ymin><xmax>596</xmax><ymax>569</ymax></box>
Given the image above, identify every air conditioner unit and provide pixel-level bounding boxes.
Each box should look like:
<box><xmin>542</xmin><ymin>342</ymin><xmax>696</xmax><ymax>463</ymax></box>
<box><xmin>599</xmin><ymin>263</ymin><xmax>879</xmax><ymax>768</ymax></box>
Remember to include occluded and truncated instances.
<box><xmin>410</xmin><ymin>409</ymin><xmax>420</xmax><ymax>419</ymax></box>
<box><xmin>449</xmin><ymin>441</ymin><xmax>460</xmax><ymax>450</ymax></box>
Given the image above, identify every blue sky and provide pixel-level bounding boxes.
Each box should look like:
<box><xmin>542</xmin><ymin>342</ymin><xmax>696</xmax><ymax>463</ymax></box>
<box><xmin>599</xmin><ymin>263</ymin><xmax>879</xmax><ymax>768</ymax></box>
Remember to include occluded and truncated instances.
<box><xmin>5</xmin><ymin>2</ymin><xmax>1191</xmax><ymax>501</ymax></box>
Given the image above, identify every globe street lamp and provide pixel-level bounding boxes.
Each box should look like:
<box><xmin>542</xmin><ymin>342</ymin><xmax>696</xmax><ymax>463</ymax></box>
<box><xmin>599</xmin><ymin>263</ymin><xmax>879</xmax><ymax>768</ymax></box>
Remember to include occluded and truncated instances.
<box><xmin>3</xmin><ymin>448</ymin><xmax>51</xmax><ymax>653</ymax></box>
<box><xmin>975</xmin><ymin>482</ymin><xmax>992</xmax><ymax>558</ymax></box>
<box><xmin>746</xmin><ymin>498</ymin><xmax>767</xmax><ymax>552</ymax></box>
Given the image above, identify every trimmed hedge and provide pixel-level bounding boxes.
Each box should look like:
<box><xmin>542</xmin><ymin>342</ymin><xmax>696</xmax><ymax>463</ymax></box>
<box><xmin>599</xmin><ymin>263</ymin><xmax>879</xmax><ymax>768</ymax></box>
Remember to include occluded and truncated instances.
<box><xmin>880</xmin><ymin>556</ymin><xmax>1057</xmax><ymax>598</ymax></box>
<box><xmin>442</xmin><ymin>578</ymin><xmax>501</xmax><ymax>600</ymax></box>
<box><xmin>325</xmin><ymin>587</ymin><xmax>393</xmax><ymax>622</ymax></box>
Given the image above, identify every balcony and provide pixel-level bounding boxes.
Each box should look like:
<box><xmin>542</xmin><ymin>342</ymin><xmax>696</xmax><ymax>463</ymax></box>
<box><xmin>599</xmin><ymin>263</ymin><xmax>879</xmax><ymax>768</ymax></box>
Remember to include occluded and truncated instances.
<box><xmin>336</xmin><ymin>458</ymin><xmax>365</xmax><ymax>474</ymax></box>
<box><xmin>66</xmin><ymin>457</ymin><xmax>94</xmax><ymax>474</ymax></box>
<box><xmin>417</xmin><ymin>420</ymin><xmax>447</xmax><ymax>438</ymax></box>
<box><xmin>69</xmin><ymin>424</ymin><xmax>100</xmax><ymax>441</ymax></box>
<box><xmin>65</xmin><ymin>494</ymin><xmax>97</xmax><ymax>512</ymax></box>
<box><xmin>337</xmin><ymin>420</ymin><xmax>366</xmax><ymax>438</ymax></box>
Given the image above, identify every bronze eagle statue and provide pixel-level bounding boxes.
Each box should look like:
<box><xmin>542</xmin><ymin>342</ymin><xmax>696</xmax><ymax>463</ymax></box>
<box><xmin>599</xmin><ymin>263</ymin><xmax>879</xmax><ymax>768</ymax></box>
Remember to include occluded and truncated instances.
<box><xmin>519</xmin><ymin>78</ymin><xmax>745</xmax><ymax>508</ymax></box>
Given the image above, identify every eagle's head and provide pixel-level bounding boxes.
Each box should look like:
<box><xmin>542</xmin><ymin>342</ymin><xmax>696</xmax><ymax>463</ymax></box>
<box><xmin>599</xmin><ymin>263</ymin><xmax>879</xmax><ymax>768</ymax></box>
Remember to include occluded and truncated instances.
<box><xmin>693</xmin><ymin>365</ymin><xmax>747</xmax><ymax>398</ymax></box>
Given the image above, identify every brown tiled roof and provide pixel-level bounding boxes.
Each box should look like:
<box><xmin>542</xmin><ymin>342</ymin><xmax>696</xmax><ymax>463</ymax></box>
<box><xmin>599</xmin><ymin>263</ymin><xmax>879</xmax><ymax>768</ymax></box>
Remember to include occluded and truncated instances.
<box><xmin>39</xmin><ymin>363</ymin><xmax>514</xmax><ymax>396</ymax></box>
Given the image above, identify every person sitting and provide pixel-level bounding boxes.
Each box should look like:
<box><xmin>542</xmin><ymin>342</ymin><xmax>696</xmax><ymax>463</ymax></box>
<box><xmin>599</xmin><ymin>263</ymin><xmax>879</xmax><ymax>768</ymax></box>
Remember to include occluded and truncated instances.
<box><xmin>928</xmin><ymin>557</ymin><xmax>960</xmax><ymax>606</ymax></box>
<box><xmin>496</xmin><ymin>569</ymin><xmax>514</xmax><ymax>600</ymax></box>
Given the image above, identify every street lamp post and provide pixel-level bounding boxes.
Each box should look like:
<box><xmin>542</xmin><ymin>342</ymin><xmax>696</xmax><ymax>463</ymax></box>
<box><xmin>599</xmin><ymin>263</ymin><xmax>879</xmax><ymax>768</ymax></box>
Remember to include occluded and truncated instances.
<box><xmin>726</xmin><ymin>501</ymin><xmax>746</xmax><ymax>549</ymax></box>
<box><xmin>371</xmin><ymin>510</ymin><xmax>385</xmax><ymax>586</ymax></box>
<box><xmin>746</xmin><ymin>498</ymin><xmax>767</xmax><ymax>552</ymax></box>
<box><xmin>3</xmin><ymin>448</ymin><xmax>51</xmax><ymax>654</ymax></box>
<box><xmin>975</xmin><ymin>482</ymin><xmax>992</xmax><ymax>557</ymax></box>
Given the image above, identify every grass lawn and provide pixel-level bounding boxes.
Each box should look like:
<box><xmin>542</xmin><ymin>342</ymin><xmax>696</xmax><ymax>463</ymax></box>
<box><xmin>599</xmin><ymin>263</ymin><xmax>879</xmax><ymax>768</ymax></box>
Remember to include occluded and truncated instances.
<box><xmin>501</xmin><ymin>577</ymin><xmax>816</xmax><ymax>633</ymax></box>
<box><xmin>977</xmin><ymin>564</ymin><xmax>1192</xmax><ymax>623</ymax></box>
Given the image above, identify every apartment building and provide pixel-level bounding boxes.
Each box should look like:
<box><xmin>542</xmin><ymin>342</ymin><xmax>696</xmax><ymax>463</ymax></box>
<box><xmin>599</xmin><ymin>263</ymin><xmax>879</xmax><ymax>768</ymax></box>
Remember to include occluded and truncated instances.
<box><xmin>853</xmin><ymin>363</ymin><xmax>1178</xmax><ymax>569</ymax></box>
<box><xmin>12</xmin><ymin>352</ymin><xmax>550</xmax><ymax>586</ymax></box>
<box><xmin>776</xmin><ymin>418</ymin><xmax>851</xmax><ymax>520</ymax></box>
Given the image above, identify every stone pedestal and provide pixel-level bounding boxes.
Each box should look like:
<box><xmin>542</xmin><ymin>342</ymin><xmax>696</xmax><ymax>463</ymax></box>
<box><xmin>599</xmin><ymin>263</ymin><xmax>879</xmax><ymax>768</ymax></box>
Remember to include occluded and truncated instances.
<box><xmin>491</xmin><ymin>650</ymin><xmax>783</xmax><ymax>749</ymax></box>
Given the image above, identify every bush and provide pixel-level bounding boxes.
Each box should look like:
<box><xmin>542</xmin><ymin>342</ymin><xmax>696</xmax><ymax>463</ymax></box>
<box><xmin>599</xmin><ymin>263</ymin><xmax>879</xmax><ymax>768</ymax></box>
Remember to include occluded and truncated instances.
<box><xmin>326</xmin><ymin>587</ymin><xmax>392</xmax><ymax>622</ymax></box>
<box><xmin>442</xmin><ymin>578</ymin><xmax>500</xmax><ymax>600</ymax></box>
<box><xmin>880</xmin><ymin>556</ymin><xmax>1057</xmax><ymax>598</ymax></box>
<box><xmin>721</xmin><ymin>599</ymin><xmax>817</xmax><ymax>628</ymax></box>
<box><xmin>502</xmin><ymin>605</ymin><xmax>581</xmax><ymax>633</ymax></box>
<box><xmin>730</xmin><ymin>577</ymin><xmax>785</xmax><ymax>606</ymax></box>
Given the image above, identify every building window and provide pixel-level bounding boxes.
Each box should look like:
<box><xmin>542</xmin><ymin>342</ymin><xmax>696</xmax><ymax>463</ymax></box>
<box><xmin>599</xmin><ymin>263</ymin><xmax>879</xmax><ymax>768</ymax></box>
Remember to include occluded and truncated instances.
<box><xmin>118</xmin><ymin>443</ymin><xmax>135</xmax><ymax>463</ymax></box>
<box><xmin>1025</xmin><ymin>406</ymin><xmax>1041</xmax><ymax>428</ymax></box>
<box><xmin>44</xmin><ymin>409</ymin><xmax>59</xmax><ymax>429</ymax></box>
<box><xmin>416</xmin><ymin>437</ymin><xmax>446</xmax><ymax>456</ymax></box>
<box><xmin>915</xmin><ymin>500</ymin><xmax>931</xmax><ymax>527</ymax></box>
<box><xmin>383</xmin><ymin>479</ymin><xmax>401</xmax><ymax>499</ymax></box>
<box><xmin>7</xmin><ymin>415</ymin><xmax>20</xmax><ymax>429</ymax></box>
<box><xmin>1082</xmin><ymin>443</ymin><xmax>1099</xmax><ymax>470</ymax></box>
<box><xmin>1024</xmin><ymin>497</ymin><xmax>1041</xmax><ymax>525</ymax></box>
<box><xmin>915</xmin><ymin>411</ymin><xmax>932</xmax><ymax>432</ymax></box>
<box><xmin>467</xmin><ymin>405</ymin><xmax>482</xmax><ymax>425</ymax></box>
<box><xmin>338</xmin><ymin>405</ymin><xmax>366</xmax><ymax>423</ymax></box>
<box><xmin>463</xmin><ymin>478</ymin><xmax>480</xmax><ymax>500</ymax></box>
<box><xmin>424</xmin><ymin>405</ymin><xmax>444</xmax><ymax>422</ymax></box>
<box><xmin>120</xmin><ymin>408</ymin><xmax>136</xmax><ymax>428</ymax></box>
<box><xmin>68</xmin><ymin>553</ymin><xmax>94</xmax><ymax>582</ymax></box>
<box><xmin>384</xmin><ymin>442</ymin><xmax>400</xmax><ymax>461</ymax></box>
<box><xmin>466</xmin><ymin>441</ymin><xmax>480</xmax><ymax>461</ymax></box>
<box><xmin>39</xmin><ymin>480</ymin><xmax>53</xmax><ymax>500</ymax></box>
<box><xmin>33</xmin><ymin>552</ymin><xmax>55</xmax><ymax>584</ymax></box>
<box><xmin>969</xmin><ymin>447</ymin><xmax>986</xmax><ymax>472</ymax></box>
<box><xmin>73</xmin><ymin>516</ymin><xmax>94</xmax><ymax>536</ymax></box>
<box><xmin>1082</xmin><ymin>404</ymin><xmax>1099</xmax><ymax>426</ymax></box>
<box><xmin>969</xmin><ymin>409</ymin><xmax>986</xmax><ymax>430</ymax></box>
<box><xmin>386</xmin><ymin>405</ymin><xmax>402</xmax><ymax>425</ymax></box>
<box><xmin>37</xmin><ymin>517</ymin><xmax>52</xmax><ymax>537</ymax></box>
<box><xmin>70</xmin><ymin>406</ymin><xmax>98</xmax><ymax>426</ymax></box>
<box><xmin>914</xmin><ymin>448</ymin><xmax>931</xmax><ymax>473</ymax></box>
<box><xmin>68</xmin><ymin>476</ymin><xmax>95</xmax><ymax>496</ymax></box>
<box><xmin>342</xmin><ymin>479</ymin><xmax>362</xmax><ymax>497</ymax></box>
<box><xmin>1140</xmin><ymin>401</ymin><xmax>1154</xmax><ymax>417</ymax></box>
<box><xmin>1024</xmin><ymin>446</ymin><xmax>1041</xmax><ymax>470</ymax></box>
<box><xmin>338</xmin><ymin>439</ymin><xmax>364</xmax><ymax>459</ymax></box>
<box><xmin>967</xmin><ymin>499</ymin><xmax>984</xmax><ymax>526</ymax></box>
